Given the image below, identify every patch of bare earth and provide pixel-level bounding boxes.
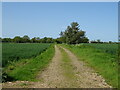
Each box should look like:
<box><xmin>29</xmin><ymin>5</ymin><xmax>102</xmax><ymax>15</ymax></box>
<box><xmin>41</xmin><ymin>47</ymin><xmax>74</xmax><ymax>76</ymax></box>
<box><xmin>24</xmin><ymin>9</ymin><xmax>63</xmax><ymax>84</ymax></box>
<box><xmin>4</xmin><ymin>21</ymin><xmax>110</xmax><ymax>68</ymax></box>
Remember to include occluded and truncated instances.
<box><xmin>61</xmin><ymin>46</ymin><xmax>112</xmax><ymax>88</ymax></box>
<box><xmin>2</xmin><ymin>81</ymin><xmax>35</xmax><ymax>88</ymax></box>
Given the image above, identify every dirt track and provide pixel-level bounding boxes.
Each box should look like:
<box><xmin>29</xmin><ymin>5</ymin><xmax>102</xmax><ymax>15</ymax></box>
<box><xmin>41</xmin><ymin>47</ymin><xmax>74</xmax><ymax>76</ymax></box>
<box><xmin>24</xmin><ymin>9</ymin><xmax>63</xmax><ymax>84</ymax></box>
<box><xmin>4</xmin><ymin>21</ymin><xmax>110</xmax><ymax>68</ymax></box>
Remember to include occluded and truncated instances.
<box><xmin>61</xmin><ymin>46</ymin><xmax>111</xmax><ymax>88</ymax></box>
<box><xmin>2</xmin><ymin>45</ymin><xmax>111</xmax><ymax>88</ymax></box>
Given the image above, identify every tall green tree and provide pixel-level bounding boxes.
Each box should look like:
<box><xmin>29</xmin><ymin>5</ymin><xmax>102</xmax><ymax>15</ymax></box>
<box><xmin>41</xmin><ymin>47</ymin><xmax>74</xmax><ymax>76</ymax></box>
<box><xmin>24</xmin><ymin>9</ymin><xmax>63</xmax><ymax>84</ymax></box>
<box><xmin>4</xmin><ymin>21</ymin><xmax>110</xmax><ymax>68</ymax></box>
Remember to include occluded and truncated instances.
<box><xmin>60</xmin><ymin>22</ymin><xmax>89</xmax><ymax>44</ymax></box>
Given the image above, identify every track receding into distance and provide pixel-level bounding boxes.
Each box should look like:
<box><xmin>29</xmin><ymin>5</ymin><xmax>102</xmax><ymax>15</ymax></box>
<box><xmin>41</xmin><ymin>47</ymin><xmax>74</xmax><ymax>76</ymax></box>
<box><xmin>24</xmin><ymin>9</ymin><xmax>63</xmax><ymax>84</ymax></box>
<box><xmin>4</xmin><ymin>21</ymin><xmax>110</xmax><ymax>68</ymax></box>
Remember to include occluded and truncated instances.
<box><xmin>3</xmin><ymin>45</ymin><xmax>111</xmax><ymax>88</ymax></box>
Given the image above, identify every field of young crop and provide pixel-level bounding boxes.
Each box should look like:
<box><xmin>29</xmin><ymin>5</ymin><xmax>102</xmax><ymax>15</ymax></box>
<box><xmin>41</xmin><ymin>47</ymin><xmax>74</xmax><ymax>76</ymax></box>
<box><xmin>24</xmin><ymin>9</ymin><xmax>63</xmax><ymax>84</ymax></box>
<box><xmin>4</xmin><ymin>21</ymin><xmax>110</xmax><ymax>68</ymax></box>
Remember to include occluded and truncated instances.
<box><xmin>2</xmin><ymin>43</ymin><xmax>51</xmax><ymax>67</ymax></box>
<box><xmin>82</xmin><ymin>43</ymin><xmax>118</xmax><ymax>55</ymax></box>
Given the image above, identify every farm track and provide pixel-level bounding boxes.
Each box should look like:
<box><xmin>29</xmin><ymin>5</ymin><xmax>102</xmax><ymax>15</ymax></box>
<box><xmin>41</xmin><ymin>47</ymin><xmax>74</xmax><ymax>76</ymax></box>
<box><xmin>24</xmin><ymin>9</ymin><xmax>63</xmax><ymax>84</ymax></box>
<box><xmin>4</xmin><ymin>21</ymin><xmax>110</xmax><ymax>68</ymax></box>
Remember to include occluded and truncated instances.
<box><xmin>3</xmin><ymin>45</ymin><xmax>111</xmax><ymax>88</ymax></box>
<box><xmin>60</xmin><ymin>46</ymin><xmax>111</xmax><ymax>88</ymax></box>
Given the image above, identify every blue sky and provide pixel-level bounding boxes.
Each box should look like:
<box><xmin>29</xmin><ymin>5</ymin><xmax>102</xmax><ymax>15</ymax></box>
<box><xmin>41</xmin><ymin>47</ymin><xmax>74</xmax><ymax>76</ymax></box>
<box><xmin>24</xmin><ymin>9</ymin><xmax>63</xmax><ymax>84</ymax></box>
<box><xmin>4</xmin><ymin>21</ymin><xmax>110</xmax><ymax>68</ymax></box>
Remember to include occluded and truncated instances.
<box><xmin>0</xmin><ymin>2</ymin><xmax>2</xmax><ymax>37</ymax></box>
<box><xmin>2</xmin><ymin>2</ymin><xmax>118</xmax><ymax>42</ymax></box>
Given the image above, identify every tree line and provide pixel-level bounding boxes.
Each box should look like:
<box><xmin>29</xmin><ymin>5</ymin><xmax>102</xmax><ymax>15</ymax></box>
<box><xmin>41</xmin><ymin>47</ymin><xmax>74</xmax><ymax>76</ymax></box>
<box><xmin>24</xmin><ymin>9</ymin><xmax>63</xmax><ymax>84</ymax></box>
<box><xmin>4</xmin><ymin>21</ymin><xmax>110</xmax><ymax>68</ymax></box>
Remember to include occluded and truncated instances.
<box><xmin>0</xmin><ymin>36</ymin><xmax>55</xmax><ymax>43</ymax></box>
<box><xmin>0</xmin><ymin>22</ymin><xmax>118</xmax><ymax>44</ymax></box>
<box><xmin>0</xmin><ymin>22</ymin><xmax>89</xmax><ymax>44</ymax></box>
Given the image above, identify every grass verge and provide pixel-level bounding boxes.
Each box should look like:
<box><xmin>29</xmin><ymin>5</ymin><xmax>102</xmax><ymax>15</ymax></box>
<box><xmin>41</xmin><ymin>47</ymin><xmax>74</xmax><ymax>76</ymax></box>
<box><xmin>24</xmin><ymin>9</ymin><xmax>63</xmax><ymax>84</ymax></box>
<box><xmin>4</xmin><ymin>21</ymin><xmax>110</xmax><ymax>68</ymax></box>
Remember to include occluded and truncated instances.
<box><xmin>58</xmin><ymin>46</ymin><xmax>77</xmax><ymax>87</ymax></box>
<box><xmin>4</xmin><ymin>44</ymin><xmax>55</xmax><ymax>81</ymax></box>
<box><xmin>62</xmin><ymin>44</ymin><xmax>118</xmax><ymax>88</ymax></box>
<box><xmin>59</xmin><ymin>47</ymin><xmax>75</xmax><ymax>79</ymax></box>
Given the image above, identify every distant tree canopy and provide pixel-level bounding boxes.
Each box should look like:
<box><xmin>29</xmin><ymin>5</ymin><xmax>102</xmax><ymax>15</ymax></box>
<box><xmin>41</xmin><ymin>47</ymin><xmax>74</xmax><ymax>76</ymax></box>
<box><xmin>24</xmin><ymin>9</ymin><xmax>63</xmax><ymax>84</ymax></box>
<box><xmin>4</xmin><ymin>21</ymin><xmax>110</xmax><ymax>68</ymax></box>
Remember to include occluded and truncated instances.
<box><xmin>0</xmin><ymin>22</ymin><xmax>89</xmax><ymax>44</ymax></box>
<box><xmin>22</xmin><ymin>35</ymin><xmax>30</xmax><ymax>43</ymax></box>
<box><xmin>1</xmin><ymin>22</ymin><xmax>117</xmax><ymax>44</ymax></box>
<box><xmin>0</xmin><ymin>37</ymin><xmax>1</xmax><ymax>42</ymax></box>
<box><xmin>1</xmin><ymin>35</ymin><xmax>55</xmax><ymax>43</ymax></box>
<box><xmin>59</xmin><ymin>22</ymin><xmax>89</xmax><ymax>44</ymax></box>
<box><xmin>2</xmin><ymin>38</ymin><xmax>13</xmax><ymax>42</ymax></box>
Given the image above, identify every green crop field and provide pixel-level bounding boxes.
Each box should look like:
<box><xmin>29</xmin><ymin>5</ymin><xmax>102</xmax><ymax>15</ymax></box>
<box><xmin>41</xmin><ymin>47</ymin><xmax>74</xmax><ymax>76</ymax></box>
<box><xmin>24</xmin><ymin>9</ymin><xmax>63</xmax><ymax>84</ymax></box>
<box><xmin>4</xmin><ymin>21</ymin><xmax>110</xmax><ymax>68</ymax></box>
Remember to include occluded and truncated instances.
<box><xmin>2</xmin><ymin>43</ymin><xmax>51</xmax><ymax>67</ymax></box>
<box><xmin>82</xmin><ymin>43</ymin><xmax>118</xmax><ymax>55</ymax></box>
